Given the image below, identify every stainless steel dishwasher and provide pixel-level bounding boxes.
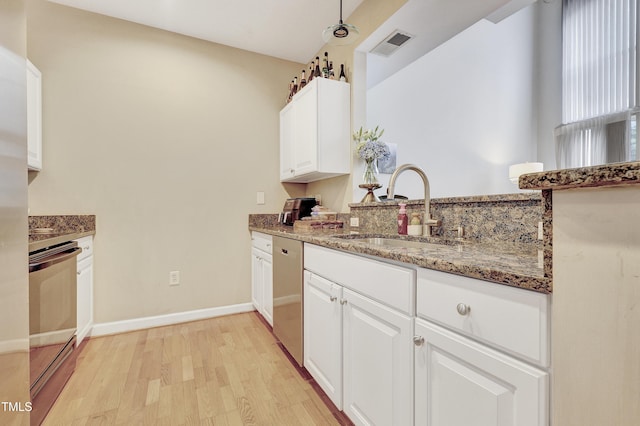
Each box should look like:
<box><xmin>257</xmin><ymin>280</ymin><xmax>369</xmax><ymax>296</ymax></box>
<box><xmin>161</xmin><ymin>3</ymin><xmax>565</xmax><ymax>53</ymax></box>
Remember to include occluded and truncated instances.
<box><xmin>272</xmin><ymin>236</ymin><xmax>304</xmax><ymax>366</ymax></box>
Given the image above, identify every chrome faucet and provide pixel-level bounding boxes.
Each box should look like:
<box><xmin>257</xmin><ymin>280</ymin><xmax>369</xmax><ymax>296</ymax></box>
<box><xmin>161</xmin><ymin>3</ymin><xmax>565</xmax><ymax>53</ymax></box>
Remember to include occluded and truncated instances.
<box><xmin>387</xmin><ymin>164</ymin><xmax>440</xmax><ymax>236</ymax></box>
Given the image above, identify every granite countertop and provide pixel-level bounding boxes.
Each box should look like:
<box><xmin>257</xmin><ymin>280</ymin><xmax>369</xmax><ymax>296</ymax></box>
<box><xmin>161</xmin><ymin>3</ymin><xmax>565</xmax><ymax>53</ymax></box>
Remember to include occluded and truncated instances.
<box><xmin>249</xmin><ymin>224</ymin><xmax>550</xmax><ymax>294</ymax></box>
<box><xmin>519</xmin><ymin>161</ymin><xmax>640</xmax><ymax>190</ymax></box>
<box><xmin>29</xmin><ymin>215</ymin><xmax>96</xmax><ymax>252</ymax></box>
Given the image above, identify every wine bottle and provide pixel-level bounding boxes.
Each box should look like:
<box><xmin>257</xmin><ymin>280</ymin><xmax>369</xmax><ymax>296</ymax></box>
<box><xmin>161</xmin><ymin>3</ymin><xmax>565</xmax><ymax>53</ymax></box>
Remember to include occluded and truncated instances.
<box><xmin>299</xmin><ymin>69</ymin><xmax>307</xmax><ymax>90</ymax></box>
<box><xmin>329</xmin><ymin>61</ymin><xmax>335</xmax><ymax>80</ymax></box>
<box><xmin>339</xmin><ymin>64</ymin><xmax>346</xmax><ymax>82</ymax></box>
<box><xmin>287</xmin><ymin>80</ymin><xmax>294</xmax><ymax>103</ymax></box>
<box><xmin>308</xmin><ymin>63</ymin><xmax>315</xmax><ymax>83</ymax></box>
<box><xmin>292</xmin><ymin>77</ymin><xmax>298</xmax><ymax>96</ymax></box>
<box><xmin>314</xmin><ymin>56</ymin><xmax>322</xmax><ymax>78</ymax></box>
<box><xmin>322</xmin><ymin>52</ymin><xmax>329</xmax><ymax>78</ymax></box>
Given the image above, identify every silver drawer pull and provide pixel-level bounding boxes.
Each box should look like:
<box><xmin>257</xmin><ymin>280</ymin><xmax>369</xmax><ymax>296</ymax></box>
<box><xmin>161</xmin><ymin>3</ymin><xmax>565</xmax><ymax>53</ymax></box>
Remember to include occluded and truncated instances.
<box><xmin>456</xmin><ymin>303</ymin><xmax>471</xmax><ymax>316</ymax></box>
<box><xmin>329</xmin><ymin>296</ymin><xmax>337</xmax><ymax>302</ymax></box>
<box><xmin>413</xmin><ymin>336</ymin><xmax>425</xmax><ymax>346</ymax></box>
<box><xmin>340</xmin><ymin>299</ymin><xmax>347</xmax><ymax>305</ymax></box>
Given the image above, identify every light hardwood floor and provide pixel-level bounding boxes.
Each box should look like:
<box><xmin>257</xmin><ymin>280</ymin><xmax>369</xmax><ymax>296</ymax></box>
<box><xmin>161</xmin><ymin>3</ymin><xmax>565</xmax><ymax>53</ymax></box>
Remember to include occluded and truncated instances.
<box><xmin>43</xmin><ymin>312</ymin><xmax>343</xmax><ymax>425</ymax></box>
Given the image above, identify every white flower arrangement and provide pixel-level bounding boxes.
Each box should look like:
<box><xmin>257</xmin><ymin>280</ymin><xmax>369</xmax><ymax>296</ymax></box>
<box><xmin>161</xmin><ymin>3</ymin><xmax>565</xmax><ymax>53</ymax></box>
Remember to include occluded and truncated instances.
<box><xmin>353</xmin><ymin>126</ymin><xmax>390</xmax><ymax>161</ymax></box>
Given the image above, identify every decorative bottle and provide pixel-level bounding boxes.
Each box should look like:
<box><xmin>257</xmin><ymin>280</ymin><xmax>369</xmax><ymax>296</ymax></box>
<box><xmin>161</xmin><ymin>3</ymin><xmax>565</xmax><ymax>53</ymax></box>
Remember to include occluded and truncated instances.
<box><xmin>339</xmin><ymin>64</ymin><xmax>346</xmax><ymax>82</ymax></box>
<box><xmin>397</xmin><ymin>203</ymin><xmax>408</xmax><ymax>235</ymax></box>
<box><xmin>299</xmin><ymin>70</ymin><xmax>307</xmax><ymax>90</ymax></box>
<box><xmin>322</xmin><ymin>52</ymin><xmax>330</xmax><ymax>78</ymax></box>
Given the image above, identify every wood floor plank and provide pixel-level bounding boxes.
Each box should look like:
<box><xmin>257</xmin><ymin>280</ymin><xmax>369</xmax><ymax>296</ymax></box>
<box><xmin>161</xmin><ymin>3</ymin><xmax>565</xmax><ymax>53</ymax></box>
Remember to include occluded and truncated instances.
<box><xmin>43</xmin><ymin>312</ymin><xmax>343</xmax><ymax>425</ymax></box>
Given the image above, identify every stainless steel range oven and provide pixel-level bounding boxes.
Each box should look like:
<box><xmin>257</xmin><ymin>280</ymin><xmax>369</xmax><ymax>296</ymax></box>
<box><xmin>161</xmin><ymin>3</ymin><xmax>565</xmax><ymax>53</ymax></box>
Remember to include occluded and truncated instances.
<box><xmin>29</xmin><ymin>240</ymin><xmax>81</xmax><ymax>424</ymax></box>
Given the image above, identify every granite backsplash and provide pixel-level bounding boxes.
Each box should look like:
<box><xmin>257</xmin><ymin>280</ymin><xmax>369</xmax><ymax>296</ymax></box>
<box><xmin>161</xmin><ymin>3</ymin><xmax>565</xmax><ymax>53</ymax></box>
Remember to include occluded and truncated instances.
<box><xmin>348</xmin><ymin>193</ymin><xmax>543</xmax><ymax>245</ymax></box>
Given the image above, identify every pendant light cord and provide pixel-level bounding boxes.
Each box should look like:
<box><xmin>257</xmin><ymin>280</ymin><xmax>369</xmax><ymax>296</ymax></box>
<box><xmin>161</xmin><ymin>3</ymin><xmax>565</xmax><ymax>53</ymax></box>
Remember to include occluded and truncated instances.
<box><xmin>339</xmin><ymin>0</ymin><xmax>344</xmax><ymax>24</ymax></box>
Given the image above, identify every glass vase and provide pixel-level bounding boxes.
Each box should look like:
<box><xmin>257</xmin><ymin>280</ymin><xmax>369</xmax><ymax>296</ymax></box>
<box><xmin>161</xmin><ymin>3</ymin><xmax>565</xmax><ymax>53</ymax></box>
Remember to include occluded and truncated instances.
<box><xmin>362</xmin><ymin>158</ymin><xmax>379</xmax><ymax>185</ymax></box>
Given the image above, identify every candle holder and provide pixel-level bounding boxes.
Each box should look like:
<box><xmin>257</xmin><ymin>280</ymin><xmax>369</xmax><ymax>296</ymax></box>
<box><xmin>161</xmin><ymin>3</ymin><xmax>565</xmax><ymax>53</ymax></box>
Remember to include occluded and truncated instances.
<box><xmin>359</xmin><ymin>183</ymin><xmax>382</xmax><ymax>203</ymax></box>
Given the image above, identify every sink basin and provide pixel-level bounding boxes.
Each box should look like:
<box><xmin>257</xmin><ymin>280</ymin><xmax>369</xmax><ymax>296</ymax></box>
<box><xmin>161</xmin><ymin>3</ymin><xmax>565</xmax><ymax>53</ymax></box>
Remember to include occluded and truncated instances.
<box><xmin>332</xmin><ymin>234</ymin><xmax>463</xmax><ymax>249</ymax></box>
<box><xmin>354</xmin><ymin>237</ymin><xmax>433</xmax><ymax>249</ymax></box>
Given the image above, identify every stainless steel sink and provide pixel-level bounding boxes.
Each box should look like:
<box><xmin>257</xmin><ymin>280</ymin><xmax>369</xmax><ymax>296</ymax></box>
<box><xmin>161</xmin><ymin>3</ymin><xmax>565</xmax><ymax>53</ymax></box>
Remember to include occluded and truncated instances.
<box><xmin>354</xmin><ymin>237</ymin><xmax>433</xmax><ymax>249</ymax></box>
<box><xmin>332</xmin><ymin>234</ymin><xmax>462</xmax><ymax>249</ymax></box>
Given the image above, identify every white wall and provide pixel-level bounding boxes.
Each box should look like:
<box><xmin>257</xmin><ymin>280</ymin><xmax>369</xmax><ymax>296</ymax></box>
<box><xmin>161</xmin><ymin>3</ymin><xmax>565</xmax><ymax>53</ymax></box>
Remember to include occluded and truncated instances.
<box><xmin>363</xmin><ymin>3</ymin><xmax>560</xmax><ymax>200</ymax></box>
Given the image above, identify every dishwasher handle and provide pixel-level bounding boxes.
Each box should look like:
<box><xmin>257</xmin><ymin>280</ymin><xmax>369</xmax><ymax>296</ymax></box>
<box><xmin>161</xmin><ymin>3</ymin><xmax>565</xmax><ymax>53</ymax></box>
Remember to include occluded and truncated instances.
<box><xmin>29</xmin><ymin>247</ymin><xmax>82</xmax><ymax>272</ymax></box>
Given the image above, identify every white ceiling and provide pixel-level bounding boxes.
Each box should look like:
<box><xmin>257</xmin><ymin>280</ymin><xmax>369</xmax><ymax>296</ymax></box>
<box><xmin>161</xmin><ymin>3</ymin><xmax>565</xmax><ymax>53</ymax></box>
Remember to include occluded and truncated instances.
<box><xmin>47</xmin><ymin>0</ymin><xmax>536</xmax><ymax>87</ymax></box>
<box><xmin>47</xmin><ymin>0</ymin><xmax>364</xmax><ymax>64</ymax></box>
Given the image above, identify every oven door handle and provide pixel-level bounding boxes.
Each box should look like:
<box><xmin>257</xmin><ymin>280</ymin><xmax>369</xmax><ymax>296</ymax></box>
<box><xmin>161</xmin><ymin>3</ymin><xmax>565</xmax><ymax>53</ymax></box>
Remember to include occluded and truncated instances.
<box><xmin>29</xmin><ymin>247</ymin><xmax>82</xmax><ymax>272</ymax></box>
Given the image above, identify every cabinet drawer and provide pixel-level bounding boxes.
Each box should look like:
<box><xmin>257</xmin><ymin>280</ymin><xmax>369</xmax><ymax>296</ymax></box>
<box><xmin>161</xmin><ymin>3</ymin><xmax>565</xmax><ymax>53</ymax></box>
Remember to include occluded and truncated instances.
<box><xmin>251</xmin><ymin>232</ymin><xmax>272</xmax><ymax>254</ymax></box>
<box><xmin>75</xmin><ymin>235</ymin><xmax>93</xmax><ymax>262</ymax></box>
<box><xmin>417</xmin><ymin>268</ymin><xmax>550</xmax><ymax>367</ymax></box>
<box><xmin>304</xmin><ymin>244</ymin><xmax>415</xmax><ymax>315</ymax></box>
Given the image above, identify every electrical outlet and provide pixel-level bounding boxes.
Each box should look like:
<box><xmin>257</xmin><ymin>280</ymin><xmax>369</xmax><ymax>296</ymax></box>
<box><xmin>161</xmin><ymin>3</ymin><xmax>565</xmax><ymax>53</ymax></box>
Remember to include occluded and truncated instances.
<box><xmin>538</xmin><ymin>221</ymin><xmax>544</xmax><ymax>240</ymax></box>
<box><xmin>256</xmin><ymin>191</ymin><xmax>265</xmax><ymax>205</ymax></box>
<box><xmin>169</xmin><ymin>271</ymin><xmax>180</xmax><ymax>286</ymax></box>
<box><xmin>350</xmin><ymin>217</ymin><xmax>359</xmax><ymax>227</ymax></box>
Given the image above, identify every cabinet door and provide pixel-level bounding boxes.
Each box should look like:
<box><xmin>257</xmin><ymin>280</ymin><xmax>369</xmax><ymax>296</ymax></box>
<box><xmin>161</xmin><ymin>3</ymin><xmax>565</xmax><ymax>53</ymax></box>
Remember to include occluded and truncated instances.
<box><xmin>26</xmin><ymin>59</ymin><xmax>42</xmax><ymax>171</ymax></box>
<box><xmin>261</xmin><ymin>254</ymin><xmax>273</xmax><ymax>326</ymax></box>
<box><xmin>303</xmin><ymin>271</ymin><xmax>343</xmax><ymax>409</ymax></box>
<box><xmin>77</xmin><ymin>256</ymin><xmax>93</xmax><ymax>343</ymax></box>
<box><xmin>414</xmin><ymin>318</ymin><xmax>548</xmax><ymax>426</ymax></box>
<box><xmin>279</xmin><ymin>102</ymin><xmax>295</xmax><ymax>180</ymax></box>
<box><xmin>292</xmin><ymin>84</ymin><xmax>318</xmax><ymax>176</ymax></box>
<box><xmin>251</xmin><ymin>249</ymin><xmax>263</xmax><ymax>314</ymax></box>
<box><xmin>343</xmin><ymin>288</ymin><xmax>413</xmax><ymax>426</ymax></box>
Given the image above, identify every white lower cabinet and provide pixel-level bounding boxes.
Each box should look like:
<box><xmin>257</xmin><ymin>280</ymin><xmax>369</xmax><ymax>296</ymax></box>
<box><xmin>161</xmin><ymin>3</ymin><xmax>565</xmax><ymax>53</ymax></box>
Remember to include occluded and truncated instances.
<box><xmin>303</xmin><ymin>244</ymin><xmax>414</xmax><ymax>426</ymax></box>
<box><xmin>415</xmin><ymin>268</ymin><xmax>550</xmax><ymax>426</ymax></box>
<box><xmin>75</xmin><ymin>235</ymin><xmax>94</xmax><ymax>344</ymax></box>
<box><xmin>343</xmin><ymin>288</ymin><xmax>413</xmax><ymax>426</ymax></box>
<box><xmin>414</xmin><ymin>318</ymin><xmax>548</xmax><ymax>426</ymax></box>
<box><xmin>251</xmin><ymin>232</ymin><xmax>273</xmax><ymax>326</ymax></box>
<box><xmin>302</xmin><ymin>244</ymin><xmax>550</xmax><ymax>426</ymax></box>
<box><xmin>304</xmin><ymin>271</ymin><xmax>342</xmax><ymax>407</ymax></box>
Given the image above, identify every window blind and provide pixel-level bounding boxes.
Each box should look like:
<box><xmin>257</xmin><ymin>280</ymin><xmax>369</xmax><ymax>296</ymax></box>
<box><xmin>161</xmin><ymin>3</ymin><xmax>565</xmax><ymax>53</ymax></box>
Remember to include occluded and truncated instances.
<box><xmin>557</xmin><ymin>0</ymin><xmax>639</xmax><ymax>168</ymax></box>
<box><xmin>562</xmin><ymin>0</ymin><xmax>637</xmax><ymax>122</ymax></box>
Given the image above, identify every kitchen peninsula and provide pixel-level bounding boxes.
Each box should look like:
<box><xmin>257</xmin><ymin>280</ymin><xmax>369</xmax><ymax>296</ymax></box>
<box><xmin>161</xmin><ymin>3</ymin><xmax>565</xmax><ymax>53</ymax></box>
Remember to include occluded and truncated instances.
<box><xmin>520</xmin><ymin>161</ymin><xmax>640</xmax><ymax>426</ymax></box>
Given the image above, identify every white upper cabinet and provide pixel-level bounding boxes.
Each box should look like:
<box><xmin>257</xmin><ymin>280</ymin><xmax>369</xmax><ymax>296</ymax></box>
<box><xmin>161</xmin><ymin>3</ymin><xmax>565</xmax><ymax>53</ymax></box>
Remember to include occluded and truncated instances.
<box><xmin>26</xmin><ymin>59</ymin><xmax>42</xmax><ymax>171</ymax></box>
<box><xmin>279</xmin><ymin>78</ymin><xmax>350</xmax><ymax>183</ymax></box>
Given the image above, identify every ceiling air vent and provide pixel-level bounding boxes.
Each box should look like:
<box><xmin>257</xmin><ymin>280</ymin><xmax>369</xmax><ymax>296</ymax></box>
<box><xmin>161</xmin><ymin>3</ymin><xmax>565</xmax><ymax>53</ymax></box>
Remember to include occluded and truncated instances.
<box><xmin>370</xmin><ymin>30</ymin><xmax>413</xmax><ymax>57</ymax></box>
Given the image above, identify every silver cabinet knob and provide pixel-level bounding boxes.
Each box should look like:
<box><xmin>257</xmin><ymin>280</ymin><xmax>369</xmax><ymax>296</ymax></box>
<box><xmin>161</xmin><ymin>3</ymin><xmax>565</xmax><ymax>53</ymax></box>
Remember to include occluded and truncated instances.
<box><xmin>456</xmin><ymin>303</ymin><xmax>471</xmax><ymax>316</ymax></box>
<box><xmin>413</xmin><ymin>336</ymin><xmax>425</xmax><ymax>346</ymax></box>
<box><xmin>330</xmin><ymin>295</ymin><xmax>337</xmax><ymax>302</ymax></box>
<box><xmin>340</xmin><ymin>299</ymin><xmax>347</xmax><ymax>305</ymax></box>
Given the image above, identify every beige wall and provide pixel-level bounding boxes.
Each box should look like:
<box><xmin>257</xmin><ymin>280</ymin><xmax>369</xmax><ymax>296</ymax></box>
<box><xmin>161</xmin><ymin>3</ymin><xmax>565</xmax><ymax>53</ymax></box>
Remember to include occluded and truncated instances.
<box><xmin>25</xmin><ymin>0</ymin><xmax>405</xmax><ymax>325</ymax></box>
<box><xmin>26</xmin><ymin>0</ymin><xmax>302</xmax><ymax>323</ymax></box>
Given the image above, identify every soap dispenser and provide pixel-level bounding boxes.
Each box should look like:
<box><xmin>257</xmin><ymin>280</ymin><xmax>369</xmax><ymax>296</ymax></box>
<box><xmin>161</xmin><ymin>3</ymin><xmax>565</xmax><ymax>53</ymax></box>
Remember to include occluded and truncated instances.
<box><xmin>397</xmin><ymin>203</ymin><xmax>408</xmax><ymax>235</ymax></box>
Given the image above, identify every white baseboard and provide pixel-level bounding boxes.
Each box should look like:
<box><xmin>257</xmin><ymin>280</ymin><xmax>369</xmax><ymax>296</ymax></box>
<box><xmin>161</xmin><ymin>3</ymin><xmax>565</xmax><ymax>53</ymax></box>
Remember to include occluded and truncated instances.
<box><xmin>90</xmin><ymin>303</ymin><xmax>255</xmax><ymax>337</ymax></box>
<box><xmin>0</xmin><ymin>338</ymin><xmax>29</xmax><ymax>353</ymax></box>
